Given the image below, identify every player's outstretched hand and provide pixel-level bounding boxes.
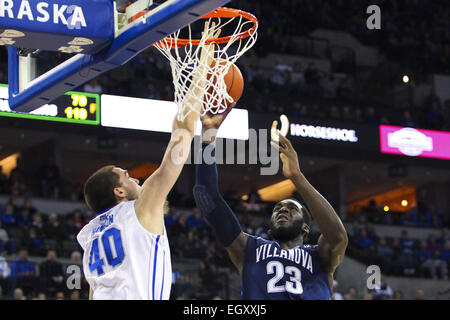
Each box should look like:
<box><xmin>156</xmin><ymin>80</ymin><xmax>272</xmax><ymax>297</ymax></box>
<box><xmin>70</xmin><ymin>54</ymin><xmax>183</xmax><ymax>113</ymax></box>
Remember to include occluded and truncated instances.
<box><xmin>270</xmin><ymin>123</ymin><xmax>302</xmax><ymax>179</ymax></box>
<box><xmin>200</xmin><ymin>104</ymin><xmax>234</xmax><ymax>144</ymax></box>
<box><xmin>201</xmin><ymin>104</ymin><xmax>234</xmax><ymax>131</ymax></box>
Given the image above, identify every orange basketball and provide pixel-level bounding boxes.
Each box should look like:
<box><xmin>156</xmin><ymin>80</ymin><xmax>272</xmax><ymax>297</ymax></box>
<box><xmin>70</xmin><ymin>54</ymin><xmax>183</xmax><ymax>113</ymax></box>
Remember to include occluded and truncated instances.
<box><xmin>206</xmin><ymin>60</ymin><xmax>244</xmax><ymax>112</ymax></box>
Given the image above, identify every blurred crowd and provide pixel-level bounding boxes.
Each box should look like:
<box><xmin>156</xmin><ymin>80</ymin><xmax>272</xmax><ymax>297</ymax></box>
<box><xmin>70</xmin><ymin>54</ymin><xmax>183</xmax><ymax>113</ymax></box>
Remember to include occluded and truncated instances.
<box><xmin>0</xmin><ymin>158</ymin><xmax>83</xmax><ymax>202</ymax></box>
<box><xmin>331</xmin><ymin>278</ymin><xmax>450</xmax><ymax>300</ymax></box>
<box><xmin>233</xmin><ymin>0</ymin><xmax>450</xmax><ymax>76</ymax></box>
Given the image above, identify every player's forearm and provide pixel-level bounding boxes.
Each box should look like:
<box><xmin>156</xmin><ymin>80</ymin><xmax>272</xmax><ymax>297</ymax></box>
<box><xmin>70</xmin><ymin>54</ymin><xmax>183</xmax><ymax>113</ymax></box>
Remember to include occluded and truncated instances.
<box><xmin>291</xmin><ymin>173</ymin><xmax>348</xmax><ymax>247</ymax></box>
<box><xmin>174</xmin><ymin>69</ymin><xmax>208</xmax><ymax>134</ymax></box>
<box><xmin>172</xmin><ymin>108</ymin><xmax>198</xmax><ymax>136</ymax></box>
<box><xmin>193</xmin><ymin>144</ymin><xmax>242</xmax><ymax>247</ymax></box>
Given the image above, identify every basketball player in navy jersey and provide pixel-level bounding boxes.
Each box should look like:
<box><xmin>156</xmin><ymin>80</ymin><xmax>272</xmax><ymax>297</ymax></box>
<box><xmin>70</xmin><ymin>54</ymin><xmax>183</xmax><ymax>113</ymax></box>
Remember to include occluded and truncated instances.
<box><xmin>194</xmin><ymin>114</ymin><xmax>348</xmax><ymax>300</ymax></box>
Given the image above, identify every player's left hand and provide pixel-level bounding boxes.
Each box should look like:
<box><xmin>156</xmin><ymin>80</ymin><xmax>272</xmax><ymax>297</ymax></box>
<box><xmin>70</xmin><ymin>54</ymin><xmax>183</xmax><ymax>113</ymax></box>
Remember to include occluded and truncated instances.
<box><xmin>270</xmin><ymin>123</ymin><xmax>302</xmax><ymax>179</ymax></box>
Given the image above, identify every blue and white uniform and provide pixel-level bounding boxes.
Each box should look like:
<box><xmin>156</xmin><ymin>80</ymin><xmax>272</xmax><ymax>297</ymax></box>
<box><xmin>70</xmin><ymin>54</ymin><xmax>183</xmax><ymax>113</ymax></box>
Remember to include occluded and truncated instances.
<box><xmin>242</xmin><ymin>235</ymin><xmax>331</xmax><ymax>300</ymax></box>
<box><xmin>77</xmin><ymin>201</ymin><xmax>172</xmax><ymax>300</ymax></box>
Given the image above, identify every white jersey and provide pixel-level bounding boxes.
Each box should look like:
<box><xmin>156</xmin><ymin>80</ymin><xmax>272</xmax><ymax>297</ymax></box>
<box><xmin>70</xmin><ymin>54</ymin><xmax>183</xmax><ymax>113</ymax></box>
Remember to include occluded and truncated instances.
<box><xmin>77</xmin><ymin>201</ymin><xmax>172</xmax><ymax>300</ymax></box>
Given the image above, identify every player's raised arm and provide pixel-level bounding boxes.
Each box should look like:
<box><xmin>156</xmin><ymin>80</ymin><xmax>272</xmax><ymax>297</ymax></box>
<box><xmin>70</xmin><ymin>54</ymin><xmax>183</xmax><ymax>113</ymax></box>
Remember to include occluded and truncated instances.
<box><xmin>135</xmin><ymin>23</ymin><xmax>220</xmax><ymax>235</ymax></box>
<box><xmin>193</xmin><ymin>106</ymin><xmax>249</xmax><ymax>275</ymax></box>
<box><xmin>271</xmin><ymin>125</ymin><xmax>348</xmax><ymax>274</ymax></box>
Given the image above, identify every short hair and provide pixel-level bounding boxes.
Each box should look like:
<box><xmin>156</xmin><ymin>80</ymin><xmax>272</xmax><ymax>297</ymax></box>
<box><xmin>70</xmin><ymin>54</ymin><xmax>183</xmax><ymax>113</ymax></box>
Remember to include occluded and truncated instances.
<box><xmin>84</xmin><ymin>165</ymin><xmax>121</xmax><ymax>214</ymax></box>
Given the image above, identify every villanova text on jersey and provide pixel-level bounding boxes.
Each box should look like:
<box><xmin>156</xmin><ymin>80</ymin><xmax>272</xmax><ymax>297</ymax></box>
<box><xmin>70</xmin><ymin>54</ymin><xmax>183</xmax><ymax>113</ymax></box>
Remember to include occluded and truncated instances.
<box><xmin>242</xmin><ymin>235</ymin><xmax>332</xmax><ymax>300</ymax></box>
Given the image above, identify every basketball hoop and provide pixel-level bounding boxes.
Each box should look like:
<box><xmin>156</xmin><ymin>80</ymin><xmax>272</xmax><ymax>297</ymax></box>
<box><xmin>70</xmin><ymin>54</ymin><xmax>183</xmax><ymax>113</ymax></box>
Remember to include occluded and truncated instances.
<box><xmin>152</xmin><ymin>7</ymin><xmax>258</xmax><ymax>121</ymax></box>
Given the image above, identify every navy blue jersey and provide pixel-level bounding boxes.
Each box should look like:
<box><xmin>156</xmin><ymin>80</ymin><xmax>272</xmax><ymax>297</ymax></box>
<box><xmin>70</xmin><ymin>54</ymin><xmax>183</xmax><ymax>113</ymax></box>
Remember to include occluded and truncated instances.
<box><xmin>242</xmin><ymin>235</ymin><xmax>331</xmax><ymax>300</ymax></box>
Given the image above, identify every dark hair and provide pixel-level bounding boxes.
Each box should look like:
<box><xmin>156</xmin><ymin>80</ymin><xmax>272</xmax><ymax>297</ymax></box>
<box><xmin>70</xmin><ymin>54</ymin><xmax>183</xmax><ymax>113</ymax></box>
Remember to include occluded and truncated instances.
<box><xmin>84</xmin><ymin>165</ymin><xmax>121</xmax><ymax>214</ymax></box>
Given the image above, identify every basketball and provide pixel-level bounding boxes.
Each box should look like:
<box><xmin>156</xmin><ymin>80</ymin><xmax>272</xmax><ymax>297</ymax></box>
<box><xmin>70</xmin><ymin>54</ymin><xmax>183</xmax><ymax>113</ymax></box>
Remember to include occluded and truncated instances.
<box><xmin>206</xmin><ymin>60</ymin><xmax>244</xmax><ymax>112</ymax></box>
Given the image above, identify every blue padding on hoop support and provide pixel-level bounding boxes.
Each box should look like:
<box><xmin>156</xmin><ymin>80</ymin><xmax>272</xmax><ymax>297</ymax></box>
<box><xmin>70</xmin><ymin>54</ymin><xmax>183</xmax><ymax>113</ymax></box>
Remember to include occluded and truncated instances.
<box><xmin>8</xmin><ymin>0</ymin><xmax>231</xmax><ymax>113</ymax></box>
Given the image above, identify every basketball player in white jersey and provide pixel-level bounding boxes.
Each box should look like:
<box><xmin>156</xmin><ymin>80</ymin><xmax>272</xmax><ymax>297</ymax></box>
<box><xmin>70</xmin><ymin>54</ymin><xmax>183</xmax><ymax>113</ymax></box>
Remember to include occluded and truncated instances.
<box><xmin>77</xmin><ymin>23</ymin><xmax>220</xmax><ymax>300</ymax></box>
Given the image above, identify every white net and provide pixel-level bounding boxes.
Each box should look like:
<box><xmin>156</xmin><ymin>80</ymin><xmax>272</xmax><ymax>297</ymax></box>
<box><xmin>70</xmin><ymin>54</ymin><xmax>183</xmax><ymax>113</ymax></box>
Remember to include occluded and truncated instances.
<box><xmin>154</xmin><ymin>10</ymin><xmax>258</xmax><ymax>121</ymax></box>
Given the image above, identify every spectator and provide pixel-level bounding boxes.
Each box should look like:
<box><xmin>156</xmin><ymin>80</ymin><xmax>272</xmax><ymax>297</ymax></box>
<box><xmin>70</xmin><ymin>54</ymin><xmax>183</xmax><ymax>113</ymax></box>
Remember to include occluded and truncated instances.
<box><xmin>145</xmin><ymin>82</ymin><xmax>161</xmax><ymax>100</ymax></box>
<box><xmin>416</xmin><ymin>240</ymin><xmax>435</xmax><ymax>278</ymax></box>
<box><xmin>289</xmin><ymin>62</ymin><xmax>304</xmax><ymax>86</ymax></box>
<box><xmin>186</xmin><ymin>209</ymin><xmax>206</xmax><ymax>229</ymax></box>
<box><xmin>373</xmin><ymin>274</ymin><xmax>393</xmax><ymax>299</ymax></box>
<box><xmin>438</xmin><ymin>229</ymin><xmax>450</xmax><ymax>246</ymax></box>
<box><xmin>343</xmin><ymin>287</ymin><xmax>358</xmax><ymax>300</ymax></box>
<box><xmin>0</xmin><ymin>220</ymin><xmax>9</xmax><ymax>251</ymax></box>
<box><xmin>35</xmin><ymin>292</ymin><xmax>47</xmax><ymax>300</ymax></box>
<box><xmin>0</xmin><ymin>252</ymin><xmax>10</xmax><ymax>296</ymax></box>
<box><xmin>39</xmin><ymin>250</ymin><xmax>64</xmax><ymax>297</ymax></box>
<box><xmin>31</xmin><ymin>212</ymin><xmax>45</xmax><ymax>235</ymax></box>
<box><xmin>171</xmin><ymin>215</ymin><xmax>188</xmax><ymax>235</ymax></box>
<box><xmin>375</xmin><ymin>237</ymin><xmax>395</xmax><ymax>274</ymax></box>
<box><xmin>37</xmin><ymin>159</ymin><xmax>61</xmax><ymax>199</ymax></box>
<box><xmin>414</xmin><ymin>289</ymin><xmax>425</xmax><ymax>300</ymax></box>
<box><xmin>438</xmin><ymin>240</ymin><xmax>450</xmax><ymax>280</ymax></box>
<box><xmin>43</xmin><ymin>213</ymin><xmax>66</xmax><ymax>243</ymax></box>
<box><xmin>356</xmin><ymin>229</ymin><xmax>373</xmax><ymax>249</ymax></box>
<box><xmin>363</xmin><ymin>199</ymin><xmax>380</xmax><ymax>223</ymax></box>
<box><xmin>12</xmin><ymin>287</ymin><xmax>26</xmax><ymax>300</ymax></box>
<box><xmin>1</xmin><ymin>204</ymin><xmax>17</xmax><ymax>226</ymax></box>
<box><xmin>364</xmin><ymin>290</ymin><xmax>376</xmax><ymax>300</ymax></box>
<box><xmin>427</xmin><ymin>234</ymin><xmax>443</xmax><ymax>257</ymax></box>
<box><xmin>9</xmin><ymin>249</ymin><xmax>36</xmax><ymax>297</ymax></box>
<box><xmin>197</xmin><ymin>260</ymin><xmax>222</xmax><ymax>299</ymax></box>
<box><xmin>16</xmin><ymin>207</ymin><xmax>32</xmax><ymax>228</ymax></box>
<box><xmin>164</xmin><ymin>207</ymin><xmax>178</xmax><ymax>229</ymax></box>
<box><xmin>21</xmin><ymin>198</ymin><xmax>37</xmax><ymax>216</ymax></box>
<box><xmin>63</xmin><ymin>217</ymin><xmax>79</xmax><ymax>241</ymax></box>
<box><xmin>70</xmin><ymin>290</ymin><xmax>80</xmax><ymax>300</ymax></box>
<box><xmin>400</xmin><ymin>111</ymin><xmax>417</xmax><ymax>128</ymax></box>
<box><xmin>270</xmin><ymin>62</ymin><xmax>290</xmax><ymax>88</ymax></box>
<box><xmin>72</xmin><ymin>210</ymin><xmax>86</xmax><ymax>231</ymax></box>
<box><xmin>70</xmin><ymin>250</ymin><xmax>82</xmax><ymax>266</ymax></box>
<box><xmin>303</xmin><ymin>62</ymin><xmax>324</xmax><ymax>97</ymax></box>
<box><xmin>364</xmin><ymin>107</ymin><xmax>380</xmax><ymax>125</ymax></box>
<box><xmin>393</xmin><ymin>290</ymin><xmax>404</xmax><ymax>300</ymax></box>
<box><xmin>331</xmin><ymin>280</ymin><xmax>344</xmax><ymax>300</ymax></box>
<box><xmin>243</xmin><ymin>186</ymin><xmax>262</xmax><ymax>212</ymax></box>
<box><xmin>24</xmin><ymin>228</ymin><xmax>46</xmax><ymax>256</ymax></box>
<box><xmin>245</xmin><ymin>217</ymin><xmax>266</xmax><ymax>238</ymax></box>
<box><xmin>398</xmin><ymin>230</ymin><xmax>416</xmax><ymax>276</ymax></box>
<box><xmin>55</xmin><ymin>291</ymin><xmax>65</xmax><ymax>300</ymax></box>
<box><xmin>171</xmin><ymin>273</ymin><xmax>193</xmax><ymax>300</ymax></box>
<box><xmin>67</xmin><ymin>250</ymin><xmax>89</xmax><ymax>298</ymax></box>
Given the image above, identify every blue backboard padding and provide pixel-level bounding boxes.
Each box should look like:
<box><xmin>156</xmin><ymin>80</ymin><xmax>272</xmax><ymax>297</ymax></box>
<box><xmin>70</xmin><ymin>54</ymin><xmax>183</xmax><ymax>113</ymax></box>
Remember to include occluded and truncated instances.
<box><xmin>0</xmin><ymin>0</ymin><xmax>115</xmax><ymax>40</ymax></box>
<box><xmin>9</xmin><ymin>0</ymin><xmax>231</xmax><ymax>113</ymax></box>
<box><xmin>8</xmin><ymin>47</ymin><xmax>19</xmax><ymax>96</ymax></box>
<box><xmin>102</xmin><ymin>0</ymin><xmax>230</xmax><ymax>65</ymax></box>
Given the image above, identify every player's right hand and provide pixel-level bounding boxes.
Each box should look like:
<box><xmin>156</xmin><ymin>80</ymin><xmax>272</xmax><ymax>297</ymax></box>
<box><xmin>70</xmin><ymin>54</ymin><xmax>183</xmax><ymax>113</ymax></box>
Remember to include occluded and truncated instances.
<box><xmin>271</xmin><ymin>129</ymin><xmax>302</xmax><ymax>179</ymax></box>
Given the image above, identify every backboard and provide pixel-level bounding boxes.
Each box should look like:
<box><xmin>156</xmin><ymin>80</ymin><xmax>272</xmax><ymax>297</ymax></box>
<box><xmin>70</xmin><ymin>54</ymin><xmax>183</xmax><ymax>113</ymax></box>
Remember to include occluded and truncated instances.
<box><xmin>0</xmin><ymin>0</ymin><xmax>231</xmax><ymax>113</ymax></box>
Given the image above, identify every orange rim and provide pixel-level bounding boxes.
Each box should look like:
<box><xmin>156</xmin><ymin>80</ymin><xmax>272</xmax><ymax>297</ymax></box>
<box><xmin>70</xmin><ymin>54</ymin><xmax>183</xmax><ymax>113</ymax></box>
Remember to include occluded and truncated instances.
<box><xmin>153</xmin><ymin>7</ymin><xmax>258</xmax><ymax>48</ymax></box>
